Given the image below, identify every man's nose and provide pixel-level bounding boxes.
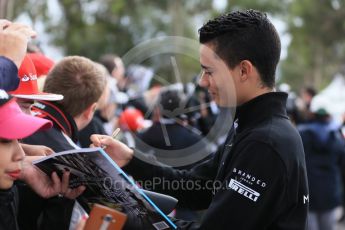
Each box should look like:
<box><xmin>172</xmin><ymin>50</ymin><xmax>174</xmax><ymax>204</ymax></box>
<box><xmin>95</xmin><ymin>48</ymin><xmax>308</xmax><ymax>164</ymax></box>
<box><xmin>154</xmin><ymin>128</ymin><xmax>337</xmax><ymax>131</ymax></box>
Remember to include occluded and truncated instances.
<box><xmin>199</xmin><ymin>73</ymin><xmax>209</xmax><ymax>88</ymax></box>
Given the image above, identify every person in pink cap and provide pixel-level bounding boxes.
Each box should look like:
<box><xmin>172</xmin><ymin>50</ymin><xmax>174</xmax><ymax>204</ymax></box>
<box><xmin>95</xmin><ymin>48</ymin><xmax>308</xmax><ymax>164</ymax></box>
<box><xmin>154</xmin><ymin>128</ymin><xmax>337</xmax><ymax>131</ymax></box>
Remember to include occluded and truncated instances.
<box><xmin>0</xmin><ymin>89</ymin><xmax>85</xmax><ymax>230</ymax></box>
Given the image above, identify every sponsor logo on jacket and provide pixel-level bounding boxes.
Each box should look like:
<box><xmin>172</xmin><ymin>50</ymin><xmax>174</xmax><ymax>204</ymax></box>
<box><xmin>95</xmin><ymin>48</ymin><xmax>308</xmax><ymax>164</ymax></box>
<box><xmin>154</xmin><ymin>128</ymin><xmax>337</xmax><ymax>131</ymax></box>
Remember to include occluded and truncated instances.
<box><xmin>229</xmin><ymin>179</ymin><xmax>260</xmax><ymax>202</ymax></box>
<box><xmin>233</xmin><ymin>168</ymin><xmax>267</xmax><ymax>188</ymax></box>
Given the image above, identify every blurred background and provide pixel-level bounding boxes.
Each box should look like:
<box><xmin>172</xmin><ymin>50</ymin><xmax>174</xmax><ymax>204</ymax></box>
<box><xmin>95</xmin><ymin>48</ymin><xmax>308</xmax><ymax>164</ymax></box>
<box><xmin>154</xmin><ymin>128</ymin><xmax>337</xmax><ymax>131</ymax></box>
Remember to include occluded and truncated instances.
<box><xmin>1</xmin><ymin>0</ymin><xmax>345</xmax><ymax>91</ymax></box>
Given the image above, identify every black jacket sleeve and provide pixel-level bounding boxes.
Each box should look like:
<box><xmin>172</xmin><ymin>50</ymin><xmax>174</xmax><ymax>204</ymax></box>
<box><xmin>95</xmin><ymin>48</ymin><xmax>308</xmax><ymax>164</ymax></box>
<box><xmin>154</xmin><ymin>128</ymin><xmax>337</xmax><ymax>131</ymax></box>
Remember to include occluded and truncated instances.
<box><xmin>192</xmin><ymin>141</ymin><xmax>288</xmax><ymax>230</ymax></box>
<box><xmin>123</xmin><ymin>148</ymin><xmax>222</xmax><ymax>210</ymax></box>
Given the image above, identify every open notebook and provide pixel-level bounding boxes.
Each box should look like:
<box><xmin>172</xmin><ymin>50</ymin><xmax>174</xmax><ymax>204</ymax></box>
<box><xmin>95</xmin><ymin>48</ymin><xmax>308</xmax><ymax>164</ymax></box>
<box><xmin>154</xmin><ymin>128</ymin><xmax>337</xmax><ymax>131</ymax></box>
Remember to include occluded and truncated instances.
<box><xmin>33</xmin><ymin>147</ymin><xmax>177</xmax><ymax>230</ymax></box>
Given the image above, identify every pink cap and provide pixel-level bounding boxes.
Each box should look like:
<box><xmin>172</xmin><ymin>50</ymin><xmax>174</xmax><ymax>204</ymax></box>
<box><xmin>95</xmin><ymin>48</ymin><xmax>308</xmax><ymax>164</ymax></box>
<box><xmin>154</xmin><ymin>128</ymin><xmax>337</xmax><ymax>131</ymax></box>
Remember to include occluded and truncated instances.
<box><xmin>0</xmin><ymin>90</ymin><xmax>52</xmax><ymax>139</ymax></box>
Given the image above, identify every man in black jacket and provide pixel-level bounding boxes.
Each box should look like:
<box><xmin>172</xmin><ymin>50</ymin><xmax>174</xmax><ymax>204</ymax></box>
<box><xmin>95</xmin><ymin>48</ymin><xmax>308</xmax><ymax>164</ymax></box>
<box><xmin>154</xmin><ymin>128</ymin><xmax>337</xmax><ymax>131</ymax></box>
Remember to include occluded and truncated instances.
<box><xmin>91</xmin><ymin>10</ymin><xmax>309</xmax><ymax>229</ymax></box>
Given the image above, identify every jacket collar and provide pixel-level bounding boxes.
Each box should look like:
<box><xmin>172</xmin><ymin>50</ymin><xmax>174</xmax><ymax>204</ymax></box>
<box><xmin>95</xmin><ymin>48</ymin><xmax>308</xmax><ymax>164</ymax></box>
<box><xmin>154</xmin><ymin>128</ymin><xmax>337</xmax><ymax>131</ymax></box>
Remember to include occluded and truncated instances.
<box><xmin>31</xmin><ymin>100</ymin><xmax>79</xmax><ymax>142</ymax></box>
<box><xmin>0</xmin><ymin>187</ymin><xmax>15</xmax><ymax>206</ymax></box>
<box><xmin>235</xmin><ymin>92</ymin><xmax>288</xmax><ymax>133</ymax></box>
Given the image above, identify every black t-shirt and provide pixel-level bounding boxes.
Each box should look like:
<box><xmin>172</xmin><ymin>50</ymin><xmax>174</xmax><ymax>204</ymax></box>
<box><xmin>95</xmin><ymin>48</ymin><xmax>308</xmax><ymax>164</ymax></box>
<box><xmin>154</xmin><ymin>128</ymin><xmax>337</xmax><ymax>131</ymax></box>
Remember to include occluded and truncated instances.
<box><xmin>124</xmin><ymin>92</ymin><xmax>309</xmax><ymax>230</ymax></box>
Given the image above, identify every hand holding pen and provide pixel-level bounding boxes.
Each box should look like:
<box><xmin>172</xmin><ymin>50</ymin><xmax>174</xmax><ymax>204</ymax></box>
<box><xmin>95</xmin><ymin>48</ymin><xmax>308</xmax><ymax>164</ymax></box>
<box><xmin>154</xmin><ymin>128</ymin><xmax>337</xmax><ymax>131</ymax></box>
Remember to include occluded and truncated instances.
<box><xmin>90</xmin><ymin>128</ymin><xmax>133</xmax><ymax>168</ymax></box>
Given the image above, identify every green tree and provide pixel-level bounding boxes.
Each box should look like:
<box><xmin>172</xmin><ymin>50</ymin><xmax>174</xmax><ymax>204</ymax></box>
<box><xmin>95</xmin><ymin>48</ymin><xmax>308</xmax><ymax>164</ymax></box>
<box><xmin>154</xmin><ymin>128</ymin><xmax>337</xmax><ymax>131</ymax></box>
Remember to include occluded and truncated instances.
<box><xmin>46</xmin><ymin>0</ymin><xmax>215</xmax><ymax>83</ymax></box>
<box><xmin>7</xmin><ymin>0</ymin><xmax>344</xmax><ymax>91</ymax></box>
<box><xmin>281</xmin><ymin>0</ymin><xmax>345</xmax><ymax>90</ymax></box>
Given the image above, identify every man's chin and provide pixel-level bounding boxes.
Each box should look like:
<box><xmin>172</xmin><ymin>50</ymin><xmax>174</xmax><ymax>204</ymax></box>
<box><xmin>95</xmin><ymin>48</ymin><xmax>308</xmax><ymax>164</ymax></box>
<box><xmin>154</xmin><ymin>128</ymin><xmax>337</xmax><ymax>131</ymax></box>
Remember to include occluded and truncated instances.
<box><xmin>215</xmin><ymin>100</ymin><xmax>237</xmax><ymax>108</ymax></box>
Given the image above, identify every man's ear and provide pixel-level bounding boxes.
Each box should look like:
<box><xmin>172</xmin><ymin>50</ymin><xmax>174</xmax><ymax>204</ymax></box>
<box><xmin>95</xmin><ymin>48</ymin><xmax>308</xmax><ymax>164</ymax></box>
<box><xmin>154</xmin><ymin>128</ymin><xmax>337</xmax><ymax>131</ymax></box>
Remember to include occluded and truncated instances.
<box><xmin>239</xmin><ymin>60</ymin><xmax>254</xmax><ymax>82</ymax></box>
<box><xmin>83</xmin><ymin>102</ymin><xmax>97</xmax><ymax>120</ymax></box>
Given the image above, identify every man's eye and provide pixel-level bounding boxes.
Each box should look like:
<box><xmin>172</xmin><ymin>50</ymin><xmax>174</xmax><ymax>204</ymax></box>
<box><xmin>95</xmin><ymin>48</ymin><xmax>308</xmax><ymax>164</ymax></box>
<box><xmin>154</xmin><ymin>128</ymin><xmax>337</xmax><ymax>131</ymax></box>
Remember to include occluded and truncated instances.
<box><xmin>204</xmin><ymin>71</ymin><xmax>213</xmax><ymax>76</ymax></box>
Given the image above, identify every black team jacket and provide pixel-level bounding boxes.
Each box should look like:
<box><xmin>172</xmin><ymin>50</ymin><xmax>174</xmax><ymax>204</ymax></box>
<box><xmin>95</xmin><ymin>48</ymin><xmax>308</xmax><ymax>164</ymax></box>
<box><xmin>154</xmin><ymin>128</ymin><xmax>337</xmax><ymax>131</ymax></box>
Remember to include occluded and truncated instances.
<box><xmin>18</xmin><ymin>101</ymin><xmax>79</xmax><ymax>230</ymax></box>
<box><xmin>0</xmin><ymin>187</ymin><xmax>20</xmax><ymax>230</ymax></box>
<box><xmin>124</xmin><ymin>92</ymin><xmax>309</xmax><ymax>230</ymax></box>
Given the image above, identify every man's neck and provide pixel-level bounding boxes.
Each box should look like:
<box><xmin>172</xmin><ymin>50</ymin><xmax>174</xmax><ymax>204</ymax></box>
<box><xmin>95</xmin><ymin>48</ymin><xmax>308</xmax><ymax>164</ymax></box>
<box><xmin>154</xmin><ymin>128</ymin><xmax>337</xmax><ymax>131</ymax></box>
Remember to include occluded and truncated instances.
<box><xmin>74</xmin><ymin>115</ymin><xmax>85</xmax><ymax>131</ymax></box>
<box><xmin>239</xmin><ymin>87</ymin><xmax>274</xmax><ymax>106</ymax></box>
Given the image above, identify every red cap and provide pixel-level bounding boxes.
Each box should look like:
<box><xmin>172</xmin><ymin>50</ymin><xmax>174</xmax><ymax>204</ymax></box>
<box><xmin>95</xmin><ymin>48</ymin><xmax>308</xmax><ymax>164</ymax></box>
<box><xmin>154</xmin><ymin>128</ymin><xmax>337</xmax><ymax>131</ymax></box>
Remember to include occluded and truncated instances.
<box><xmin>0</xmin><ymin>90</ymin><xmax>52</xmax><ymax>139</ymax></box>
<box><xmin>27</xmin><ymin>52</ymin><xmax>54</xmax><ymax>77</ymax></box>
<box><xmin>119</xmin><ymin>108</ymin><xmax>146</xmax><ymax>131</ymax></box>
<box><xmin>9</xmin><ymin>54</ymin><xmax>63</xmax><ymax>101</ymax></box>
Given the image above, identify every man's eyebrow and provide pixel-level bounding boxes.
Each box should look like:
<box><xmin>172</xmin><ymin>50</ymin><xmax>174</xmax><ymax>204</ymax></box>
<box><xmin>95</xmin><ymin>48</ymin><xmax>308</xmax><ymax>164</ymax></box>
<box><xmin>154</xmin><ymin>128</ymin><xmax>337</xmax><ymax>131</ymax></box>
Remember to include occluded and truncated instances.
<box><xmin>201</xmin><ymin>64</ymin><xmax>212</xmax><ymax>70</ymax></box>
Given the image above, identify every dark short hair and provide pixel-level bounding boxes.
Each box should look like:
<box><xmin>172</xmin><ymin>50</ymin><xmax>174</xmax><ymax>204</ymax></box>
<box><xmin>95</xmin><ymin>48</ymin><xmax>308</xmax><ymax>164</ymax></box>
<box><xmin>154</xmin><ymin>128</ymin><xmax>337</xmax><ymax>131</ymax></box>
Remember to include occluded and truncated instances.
<box><xmin>159</xmin><ymin>89</ymin><xmax>182</xmax><ymax>113</ymax></box>
<box><xmin>303</xmin><ymin>87</ymin><xmax>317</xmax><ymax>97</ymax></box>
<box><xmin>99</xmin><ymin>54</ymin><xmax>119</xmax><ymax>74</ymax></box>
<box><xmin>199</xmin><ymin>9</ymin><xmax>281</xmax><ymax>88</ymax></box>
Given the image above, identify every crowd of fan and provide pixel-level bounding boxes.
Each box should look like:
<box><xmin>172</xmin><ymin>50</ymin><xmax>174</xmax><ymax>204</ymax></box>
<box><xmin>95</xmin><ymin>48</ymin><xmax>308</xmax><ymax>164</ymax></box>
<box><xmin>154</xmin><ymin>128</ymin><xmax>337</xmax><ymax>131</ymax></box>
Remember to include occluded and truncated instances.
<box><xmin>1</xmin><ymin>17</ymin><xmax>345</xmax><ymax>230</ymax></box>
